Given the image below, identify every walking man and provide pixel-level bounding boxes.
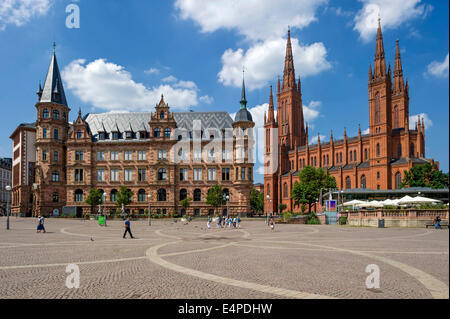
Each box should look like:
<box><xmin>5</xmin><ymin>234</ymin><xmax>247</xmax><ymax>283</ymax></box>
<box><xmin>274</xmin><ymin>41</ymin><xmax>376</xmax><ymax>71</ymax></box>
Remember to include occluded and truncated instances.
<box><xmin>123</xmin><ymin>217</ymin><xmax>134</xmax><ymax>239</ymax></box>
<box><xmin>269</xmin><ymin>217</ymin><xmax>275</xmax><ymax>232</ymax></box>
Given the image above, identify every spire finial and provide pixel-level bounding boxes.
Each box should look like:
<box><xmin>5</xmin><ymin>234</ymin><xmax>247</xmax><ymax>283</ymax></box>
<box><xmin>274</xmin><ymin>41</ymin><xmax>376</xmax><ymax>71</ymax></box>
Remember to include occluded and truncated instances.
<box><xmin>53</xmin><ymin>42</ymin><xmax>56</xmax><ymax>54</ymax></box>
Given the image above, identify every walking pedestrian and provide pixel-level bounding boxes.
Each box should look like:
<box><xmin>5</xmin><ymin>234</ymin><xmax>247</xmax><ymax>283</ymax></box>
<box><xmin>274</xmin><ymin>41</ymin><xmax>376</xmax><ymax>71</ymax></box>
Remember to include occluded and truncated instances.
<box><xmin>269</xmin><ymin>217</ymin><xmax>275</xmax><ymax>232</ymax></box>
<box><xmin>237</xmin><ymin>216</ymin><xmax>241</xmax><ymax>228</ymax></box>
<box><xmin>36</xmin><ymin>215</ymin><xmax>46</xmax><ymax>233</ymax></box>
<box><xmin>123</xmin><ymin>217</ymin><xmax>134</xmax><ymax>239</ymax></box>
<box><xmin>233</xmin><ymin>217</ymin><xmax>237</xmax><ymax>228</ymax></box>
<box><xmin>207</xmin><ymin>216</ymin><xmax>211</xmax><ymax>229</ymax></box>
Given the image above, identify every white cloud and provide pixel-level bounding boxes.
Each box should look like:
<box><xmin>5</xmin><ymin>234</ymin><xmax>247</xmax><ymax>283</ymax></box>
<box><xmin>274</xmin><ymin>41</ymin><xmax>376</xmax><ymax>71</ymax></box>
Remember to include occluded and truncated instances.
<box><xmin>199</xmin><ymin>95</ymin><xmax>214</xmax><ymax>104</ymax></box>
<box><xmin>219</xmin><ymin>38</ymin><xmax>331</xmax><ymax>90</ymax></box>
<box><xmin>303</xmin><ymin>101</ymin><xmax>322</xmax><ymax>124</ymax></box>
<box><xmin>310</xmin><ymin>134</ymin><xmax>326</xmax><ymax>145</ymax></box>
<box><xmin>353</xmin><ymin>0</ymin><xmax>433</xmax><ymax>42</ymax></box>
<box><xmin>162</xmin><ymin>75</ymin><xmax>178</xmax><ymax>82</ymax></box>
<box><xmin>363</xmin><ymin>128</ymin><xmax>370</xmax><ymax>135</ymax></box>
<box><xmin>144</xmin><ymin>68</ymin><xmax>159</xmax><ymax>75</ymax></box>
<box><xmin>427</xmin><ymin>53</ymin><xmax>449</xmax><ymax>78</ymax></box>
<box><xmin>0</xmin><ymin>0</ymin><xmax>51</xmax><ymax>30</ymax></box>
<box><xmin>175</xmin><ymin>0</ymin><xmax>328</xmax><ymax>42</ymax></box>
<box><xmin>410</xmin><ymin>113</ymin><xmax>432</xmax><ymax>130</ymax></box>
<box><xmin>62</xmin><ymin>59</ymin><xmax>206</xmax><ymax>111</ymax></box>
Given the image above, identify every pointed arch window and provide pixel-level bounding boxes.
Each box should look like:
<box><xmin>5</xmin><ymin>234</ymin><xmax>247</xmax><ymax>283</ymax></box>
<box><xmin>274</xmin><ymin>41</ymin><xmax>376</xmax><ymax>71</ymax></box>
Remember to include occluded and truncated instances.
<box><xmin>375</xmin><ymin>92</ymin><xmax>381</xmax><ymax>124</ymax></box>
<box><xmin>283</xmin><ymin>183</ymin><xmax>288</xmax><ymax>198</ymax></box>
<box><xmin>395</xmin><ymin>172</ymin><xmax>402</xmax><ymax>189</ymax></box>
<box><xmin>361</xmin><ymin>175</ymin><xmax>367</xmax><ymax>189</ymax></box>
<box><xmin>397</xmin><ymin>143</ymin><xmax>402</xmax><ymax>158</ymax></box>
<box><xmin>345</xmin><ymin>176</ymin><xmax>351</xmax><ymax>189</ymax></box>
<box><xmin>394</xmin><ymin>105</ymin><xmax>399</xmax><ymax>128</ymax></box>
<box><xmin>376</xmin><ymin>143</ymin><xmax>380</xmax><ymax>157</ymax></box>
<box><xmin>410</xmin><ymin>143</ymin><xmax>415</xmax><ymax>158</ymax></box>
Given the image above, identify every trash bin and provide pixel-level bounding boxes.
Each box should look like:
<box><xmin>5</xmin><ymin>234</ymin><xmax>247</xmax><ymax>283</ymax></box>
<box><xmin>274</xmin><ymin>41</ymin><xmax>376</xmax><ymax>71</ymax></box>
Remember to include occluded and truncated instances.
<box><xmin>378</xmin><ymin>219</ymin><xmax>385</xmax><ymax>228</ymax></box>
<box><xmin>98</xmin><ymin>216</ymin><xmax>105</xmax><ymax>226</ymax></box>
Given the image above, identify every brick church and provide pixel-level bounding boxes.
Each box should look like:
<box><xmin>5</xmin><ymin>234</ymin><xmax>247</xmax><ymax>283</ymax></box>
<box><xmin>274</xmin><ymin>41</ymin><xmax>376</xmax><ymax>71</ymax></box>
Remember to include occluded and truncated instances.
<box><xmin>10</xmin><ymin>49</ymin><xmax>255</xmax><ymax>217</ymax></box>
<box><xmin>264</xmin><ymin>22</ymin><xmax>439</xmax><ymax>214</ymax></box>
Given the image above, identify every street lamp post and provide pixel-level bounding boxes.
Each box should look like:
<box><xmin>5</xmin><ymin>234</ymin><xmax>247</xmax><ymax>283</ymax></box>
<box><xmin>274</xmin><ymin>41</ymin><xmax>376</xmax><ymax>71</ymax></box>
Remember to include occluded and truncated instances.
<box><xmin>147</xmin><ymin>194</ymin><xmax>151</xmax><ymax>226</ymax></box>
<box><xmin>5</xmin><ymin>185</ymin><xmax>12</xmax><ymax>230</ymax></box>
<box><xmin>266</xmin><ymin>194</ymin><xmax>270</xmax><ymax>225</ymax></box>
<box><xmin>226</xmin><ymin>195</ymin><xmax>230</xmax><ymax>220</ymax></box>
<box><xmin>103</xmin><ymin>192</ymin><xmax>107</xmax><ymax>227</ymax></box>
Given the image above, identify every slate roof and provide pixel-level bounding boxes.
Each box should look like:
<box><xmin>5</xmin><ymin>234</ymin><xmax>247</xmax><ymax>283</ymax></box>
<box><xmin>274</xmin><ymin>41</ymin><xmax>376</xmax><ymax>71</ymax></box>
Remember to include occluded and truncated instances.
<box><xmin>39</xmin><ymin>53</ymin><xmax>67</xmax><ymax>106</ymax></box>
<box><xmin>84</xmin><ymin>111</ymin><xmax>233</xmax><ymax>141</ymax></box>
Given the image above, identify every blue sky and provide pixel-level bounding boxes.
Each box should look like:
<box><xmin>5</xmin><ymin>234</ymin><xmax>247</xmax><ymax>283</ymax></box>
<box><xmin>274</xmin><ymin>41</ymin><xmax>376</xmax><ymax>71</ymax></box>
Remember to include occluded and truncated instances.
<box><xmin>0</xmin><ymin>0</ymin><xmax>448</xmax><ymax>183</ymax></box>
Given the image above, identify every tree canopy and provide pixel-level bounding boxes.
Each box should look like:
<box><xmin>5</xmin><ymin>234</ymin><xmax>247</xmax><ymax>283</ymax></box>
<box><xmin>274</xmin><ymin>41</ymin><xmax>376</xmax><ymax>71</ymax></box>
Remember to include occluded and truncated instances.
<box><xmin>401</xmin><ymin>163</ymin><xmax>449</xmax><ymax>189</ymax></box>
<box><xmin>206</xmin><ymin>184</ymin><xmax>226</xmax><ymax>209</ymax></box>
<box><xmin>116</xmin><ymin>186</ymin><xmax>133</xmax><ymax>209</ymax></box>
<box><xmin>85</xmin><ymin>189</ymin><xmax>103</xmax><ymax>207</ymax></box>
<box><xmin>291</xmin><ymin>166</ymin><xmax>337</xmax><ymax>213</ymax></box>
<box><xmin>250</xmin><ymin>188</ymin><xmax>264</xmax><ymax>214</ymax></box>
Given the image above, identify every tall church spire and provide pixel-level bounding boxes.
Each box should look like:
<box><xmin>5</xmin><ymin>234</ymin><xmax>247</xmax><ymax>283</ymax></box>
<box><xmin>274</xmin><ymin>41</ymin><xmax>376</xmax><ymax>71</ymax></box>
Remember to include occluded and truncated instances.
<box><xmin>393</xmin><ymin>39</ymin><xmax>405</xmax><ymax>94</ymax></box>
<box><xmin>373</xmin><ymin>19</ymin><xmax>386</xmax><ymax>78</ymax></box>
<box><xmin>267</xmin><ymin>85</ymin><xmax>275</xmax><ymax>122</ymax></box>
<box><xmin>240</xmin><ymin>69</ymin><xmax>247</xmax><ymax>110</ymax></box>
<box><xmin>40</xmin><ymin>46</ymin><xmax>67</xmax><ymax>105</ymax></box>
<box><xmin>282</xmin><ymin>28</ymin><xmax>296</xmax><ymax>91</ymax></box>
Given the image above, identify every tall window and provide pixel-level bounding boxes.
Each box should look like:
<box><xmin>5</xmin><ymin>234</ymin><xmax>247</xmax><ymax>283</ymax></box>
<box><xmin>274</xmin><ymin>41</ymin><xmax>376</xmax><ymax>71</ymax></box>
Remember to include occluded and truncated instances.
<box><xmin>158</xmin><ymin>168</ymin><xmax>167</xmax><ymax>181</ymax></box>
<box><xmin>395</xmin><ymin>172</ymin><xmax>402</xmax><ymax>189</ymax></box>
<box><xmin>138</xmin><ymin>189</ymin><xmax>146</xmax><ymax>202</ymax></box>
<box><xmin>397</xmin><ymin>144</ymin><xmax>402</xmax><ymax>158</ymax></box>
<box><xmin>160</xmin><ymin>111</ymin><xmax>165</xmax><ymax>119</ymax></box>
<box><xmin>124</xmin><ymin>169</ymin><xmax>133</xmax><ymax>181</ymax></box>
<box><xmin>97</xmin><ymin>151</ymin><xmax>105</xmax><ymax>161</ymax></box>
<box><xmin>354</xmin><ymin>151</ymin><xmax>357</xmax><ymax>162</ymax></box>
<box><xmin>43</xmin><ymin>109</ymin><xmax>49</xmax><ymax>119</ymax></box>
<box><xmin>75</xmin><ymin>151</ymin><xmax>84</xmax><ymax>161</ymax></box>
<box><xmin>157</xmin><ymin>189</ymin><xmax>167</xmax><ymax>202</ymax></box>
<box><xmin>345</xmin><ymin>176</ymin><xmax>351</xmax><ymax>189</ymax></box>
<box><xmin>53</xmin><ymin>110</ymin><xmax>60</xmax><ymax>120</ymax></box>
<box><xmin>222</xmin><ymin>168</ymin><xmax>230</xmax><ymax>181</ymax></box>
<box><xmin>267</xmin><ymin>184</ymin><xmax>270</xmax><ymax>197</ymax></box>
<box><xmin>194</xmin><ymin>168</ymin><xmax>202</xmax><ymax>181</ymax></box>
<box><xmin>410</xmin><ymin>143</ymin><xmax>415</xmax><ymax>158</ymax></box>
<box><xmin>364</xmin><ymin>149</ymin><xmax>368</xmax><ymax>161</ymax></box>
<box><xmin>124</xmin><ymin>151</ymin><xmax>133</xmax><ymax>161</ymax></box>
<box><xmin>208</xmin><ymin>168</ymin><xmax>216</xmax><ymax>181</ymax></box>
<box><xmin>53</xmin><ymin>129</ymin><xmax>59</xmax><ymax>140</ymax></box>
<box><xmin>43</xmin><ymin>128</ymin><xmax>47</xmax><ymax>139</ymax></box>
<box><xmin>52</xmin><ymin>171</ymin><xmax>59</xmax><ymax>182</ymax></box>
<box><xmin>339</xmin><ymin>153</ymin><xmax>342</xmax><ymax>164</ymax></box>
<box><xmin>77</xmin><ymin>130</ymin><xmax>82</xmax><ymax>139</ymax></box>
<box><xmin>75</xmin><ymin>169</ymin><xmax>84</xmax><ymax>182</ymax></box>
<box><xmin>193</xmin><ymin>189</ymin><xmax>201</xmax><ymax>202</ymax></box>
<box><xmin>154</xmin><ymin>128</ymin><xmax>161</xmax><ymax>137</ymax></box>
<box><xmin>138</xmin><ymin>168</ymin><xmax>146</xmax><ymax>182</ymax></box>
<box><xmin>283</xmin><ymin>183</ymin><xmax>288</xmax><ymax>198</ymax></box>
<box><xmin>42</xmin><ymin>150</ymin><xmax>47</xmax><ymax>161</ymax></box>
<box><xmin>97</xmin><ymin>169</ymin><xmax>105</xmax><ymax>182</ymax></box>
<box><xmin>164</xmin><ymin>128</ymin><xmax>171</xmax><ymax>137</ymax></box>
<box><xmin>53</xmin><ymin>151</ymin><xmax>58</xmax><ymax>162</ymax></box>
<box><xmin>110</xmin><ymin>151</ymin><xmax>119</xmax><ymax>161</ymax></box>
<box><xmin>350</xmin><ymin>151</ymin><xmax>353</xmax><ymax>162</ymax></box>
<box><xmin>375</xmin><ymin>92</ymin><xmax>381</xmax><ymax>124</ymax></box>
<box><xmin>110</xmin><ymin>189</ymin><xmax>118</xmax><ymax>202</ymax></box>
<box><xmin>75</xmin><ymin>190</ymin><xmax>83</xmax><ymax>202</ymax></box>
<box><xmin>138</xmin><ymin>151</ymin><xmax>146</xmax><ymax>161</ymax></box>
<box><xmin>110</xmin><ymin>169</ymin><xmax>119</xmax><ymax>182</ymax></box>
<box><xmin>376</xmin><ymin>143</ymin><xmax>380</xmax><ymax>157</ymax></box>
<box><xmin>361</xmin><ymin>175</ymin><xmax>367</xmax><ymax>189</ymax></box>
<box><xmin>394</xmin><ymin>105</ymin><xmax>399</xmax><ymax>128</ymax></box>
<box><xmin>179</xmin><ymin>168</ymin><xmax>188</xmax><ymax>181</ymax></box>
<box><xmin>180</xmin><ymin>189</ymin><xmax>187</xmax><ymax>201</ymax></box>
<box><xmin>158</xmin><ymin>150</ymin><xmax>167</xmax><ymax>160</ymax></box>
<box><xmin>241</xmin><ymin>167</ymin><xmax>246</xmax><ymax>180</ymax></box>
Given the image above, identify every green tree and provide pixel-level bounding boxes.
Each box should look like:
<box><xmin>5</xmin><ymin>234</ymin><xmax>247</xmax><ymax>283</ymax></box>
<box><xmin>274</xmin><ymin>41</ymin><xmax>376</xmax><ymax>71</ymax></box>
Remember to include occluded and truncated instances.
<box><xmin>250</xmin><ymin>188</ymin><xmax>264</xmax><ymax>214</ymax></box>
<box><xmin>85</xmin><ymin>189</ymin><xmax>103</xmax><ymax>214</ymax></box>
<box><xmin>206</xmin><ymin>184</ymin><xmax>226</xmax><ymax>215</ymax></box>
<box><xmin>291</xmin><ymin>166</ymin><xmax>337</xmax><ymax>213</ymax></box>
<box><xmin>278</xmin><ymin>203</ymin><xmax>287</xmax><ymax>214</ymax></box>
<box><xmin>401</xmin><ymin>163</ymin><xmax>449</xmax><ymax>189</ymax></box>
<box><xmin>180</xmin><ymin>198</ymin><xmax>192</xmax><ymax>216</ymax></box>
<box><xmin>116</xmin><ymin>186</ymin><xmax>133</xmax><ymax>214</ymax></box>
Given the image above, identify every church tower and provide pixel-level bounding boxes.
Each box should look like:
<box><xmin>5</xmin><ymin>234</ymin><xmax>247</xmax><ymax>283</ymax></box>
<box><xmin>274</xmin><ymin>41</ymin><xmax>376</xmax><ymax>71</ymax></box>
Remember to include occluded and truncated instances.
<box><xmin>34</xmin><ymin>45</ymin><xmax>70</xmax><ymax>216</ymax></box>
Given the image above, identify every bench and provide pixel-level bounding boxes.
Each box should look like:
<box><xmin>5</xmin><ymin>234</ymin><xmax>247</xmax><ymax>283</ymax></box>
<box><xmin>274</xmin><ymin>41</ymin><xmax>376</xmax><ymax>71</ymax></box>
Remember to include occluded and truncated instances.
<box><xmin>426</xmin><ymin>221</ymin><xmax>449</xmax><ymax>228</ymax></box>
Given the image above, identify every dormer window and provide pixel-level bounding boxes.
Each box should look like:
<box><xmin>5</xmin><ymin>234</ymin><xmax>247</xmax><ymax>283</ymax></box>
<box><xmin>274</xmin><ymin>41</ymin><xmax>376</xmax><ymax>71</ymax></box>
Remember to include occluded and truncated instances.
<box><xmin>77</xmin><ymin>130</ymin><xmax>82</xmax><ymax>139</ymax></box>
<box><xmin>160</xmin><ymin>111</ymin><xmax>165</xmax><ymax>119</ymax></box>
<box><xmin>43</xmin><ymin>109</ymin><xmax>49</xmax><ymax>119</ymax></box>
<box><xmin>112</xmin><ymin>132</ymin><xmax>119</xmax><ymax>140</ymax></box>
<box><xmin>99</xmin><ymin>132</ymin><xmax>106</xmax><ymax>140</ymax></box>
<box><xmin>126</xmin><ymin>131</ymin><xmax>133</xmax><ymax>139</ymax></box>
<box><xmin>139</xmin><ymin>131</ymin><xmax>146</xmax><ymax>139</ymax></box>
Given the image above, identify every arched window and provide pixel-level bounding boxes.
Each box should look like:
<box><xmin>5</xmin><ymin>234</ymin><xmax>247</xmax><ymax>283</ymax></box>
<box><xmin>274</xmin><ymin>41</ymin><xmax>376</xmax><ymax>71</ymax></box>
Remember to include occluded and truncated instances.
<box><xmin>138</xmin><ymin>189</ymin><xmax>146</xmax><ymax>202</ymax></box>
<box><xmin>52</xmin><ymin>110</ymin><xmax>60</xmax><ymax>120</ymax></box>
<box><xmin>283</xmin><ymin>183</ymin><xmax>288</xmax><ymax>198</ymax></box>
<box><xmin>157</xmin><ymin>189</ymin><xmax>166</xmax><ymax>202</ymax></box>
<box><xmin>339</xmin><ymin>153</ymin><xmax>342</xmax><ymax>163</ymax></box>
<box><xmin>364</xmin><ymin>149</ymin><xmax>368</xmax><ymax>161</ymax></box>
<box><xmin>397</xmin><ymin>143</ymin><xmax>402</xmax><ymax>158</ymax></box>
<box><xmin>158</xmin><ymin>168</ymin><xmax>167</xmax><ymax>181</ymax></box>
<box><xmin>376</xmin><ymin>143</ymin><xmax>380</xmax><ymax>157</ymax></box>
<box><xmin>336</xmin><ymin>153</ymin><xmax>339</xmax><ymax>164</ymax></box>
<box><xmin>267</xmin><ymin>184</ymin><xmax>270</xmax><ymax>197</ymax></box>
<box><xmin>52</xmin><ymin>171</ymin><xmax>59</xmax><ymax>182</ymax></box>
<box><xmin>154</xmin><ymin>128</ymin><xmax>161</xmax><ymax>137</ymax></box>
<box><xmin>361</xmin><ymin>175</ymin><xmax>367</xmax><ymax>189</ymax></box>
<box><xmin>43</xmin><ymin>109</ymin><xmax>49</xmax><ymax>119</ymax></box>
<box><xmin>354</xmin><ymin>150</ymin><xmax>357</xmax><ymax>162</ymax></box>
<box><xmin>327</xmin><ymin>155</ymin><xmax>329</xmax><ymax>166</ymax></box>
<box><xmin>350</xmin><ymin>151</ymin><xmax>353</xmax><ymax>162</ymax></box>
<box><xmin>75</xmin><ymin>189</ymin><xmax>83</xmax><ymax>202</ymax></box>
<box><xmin>375</xmin><ymin>92</ymin><xmax>381</xmax><ymax>124</ymax></box>
<box><xmin>394</xmin><ymin>105</ymin><xmax>399</xmax><ymax>128</ymax></box>
<box><xmin>194</xmin><ymin>189</ymin><xmax>201</xmax><ymax>202</ymax></box>
<box><xmin>110</xmin><ymin>189</ymin><xmax>118</xmax><ymax>202</ymax></box>
<box><xmin>395</xmin><ymin>172</ymin><xmax>402</xmax><ymax>189</ymax></box>
<box><xmin>410</xmin><ymin>143</ymin><xmax>415</xmax><ymax>158</ymax></box>
<box><xmin>345</xmin><ymin>176</ymin><xmax>351</xmax><ymax>189</ymax></box>
<box><xmin>180</xmin><ymin>189</ymin><xmax>187</xmax><ymax>201</ymax></box>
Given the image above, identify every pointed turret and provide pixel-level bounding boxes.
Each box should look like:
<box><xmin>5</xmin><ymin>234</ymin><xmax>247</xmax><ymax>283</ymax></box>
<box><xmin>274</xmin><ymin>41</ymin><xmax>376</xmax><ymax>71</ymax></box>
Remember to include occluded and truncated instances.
<box><xmin>40</xmin><ymin>48</ymin><xmax>67</xmax><ymax>105</ymax></box>
<box><xmin>267</xmin><ymin>85</ymin><xmax>275</xmax><ymax>123</ymax></box>
<box><xmin>234</xmin><ymin>72</ymin><xmax>253</xmax><ymax>123</ymax></box>
<box><xmin>358</xmin><ymin>124</ymin><xmax>362</xmax><ymax>138</ymax></box>
<box><xmin>282</xmin><ymin>28</ymin><xmax>297</xmax><ymax>91</ymax></box>
<box><xmin>37</xmin><ymin>82</ymin><xmax>43</xmax><ymax>100</ymax></box>
<box><xmin>317</xmin><ymin>133</ymin><xmax>321</xmax><ymax>145</ymax></box>
<box><xmin>393</xmin><ymin>40</ymin><xmax>405</xmax><ymax>95</ymax></box>
<box><xmin>240</xmin><ymin>70</ymin><xmax>247</xmax><ymax>110</ymax></box>
<box><xmin>373</xmin><ymin>19</ymin><xmax>387</xmax><ymax>78</ymax></box>
<box><xmin>298</xmin><ymin>76</ymin><xmax>302</xmax><ymax>94</ymax></box>
<box><xmin>330</xmin><ymin>128</ymin><xmax>333</xmax><ymax>142</ymax></box>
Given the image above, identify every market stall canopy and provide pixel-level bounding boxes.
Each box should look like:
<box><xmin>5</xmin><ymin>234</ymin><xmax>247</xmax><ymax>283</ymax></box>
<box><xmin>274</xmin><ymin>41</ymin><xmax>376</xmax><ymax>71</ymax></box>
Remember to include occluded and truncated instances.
<box><xmin>356</xmin><ymin>200</ymin><xmax>384</xmax><ymax>208</ymax></box>
<box><xmin>399</xmin><ymin>196</ymin><xmax>442</xmax><ymax>204</ymax></box>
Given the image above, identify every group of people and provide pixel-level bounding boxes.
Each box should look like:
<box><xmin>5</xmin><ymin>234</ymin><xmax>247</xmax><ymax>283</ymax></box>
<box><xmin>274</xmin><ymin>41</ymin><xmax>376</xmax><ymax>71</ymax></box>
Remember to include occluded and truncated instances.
<box><xmin>208</xmin><ymin>216</ymin><xmax>241</xmax><ymax>229</ymax></box>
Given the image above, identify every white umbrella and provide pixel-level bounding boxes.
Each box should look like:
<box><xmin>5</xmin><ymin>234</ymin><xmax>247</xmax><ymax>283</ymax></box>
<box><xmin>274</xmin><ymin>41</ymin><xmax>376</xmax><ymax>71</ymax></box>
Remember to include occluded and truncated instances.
<box><xmin>356</xmin><ymin>200</ymin><xmax>383</xmax><ymax>208</ymax></box>
<box><xmin>343</xmin><ymin>200</ymin><xmax>367</xmax><ymax>206</ymax></box>
<box><xmin>381</xmin><ymin>199</ymin><xmax>399</xmax><ymax>206</ymax></box>
<box><xmin>396</xmin><ymin>195</ymin><xmax>415</xmax><ymax>205</ymax></box>
<box><xmin>405</xmin><ymin>196</ymin><xmax>441</xmax><ymax>204</ymax></box>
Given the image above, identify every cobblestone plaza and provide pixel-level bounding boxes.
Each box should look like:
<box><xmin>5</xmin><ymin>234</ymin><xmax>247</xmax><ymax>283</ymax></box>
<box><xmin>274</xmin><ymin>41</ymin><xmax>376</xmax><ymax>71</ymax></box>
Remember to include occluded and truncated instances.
<box><xmin>0</xmin><ymin>218</ymin><xmax>448</xmax><ymax>299</ymax></box>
